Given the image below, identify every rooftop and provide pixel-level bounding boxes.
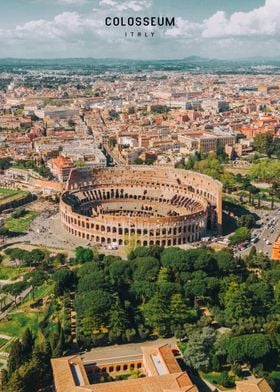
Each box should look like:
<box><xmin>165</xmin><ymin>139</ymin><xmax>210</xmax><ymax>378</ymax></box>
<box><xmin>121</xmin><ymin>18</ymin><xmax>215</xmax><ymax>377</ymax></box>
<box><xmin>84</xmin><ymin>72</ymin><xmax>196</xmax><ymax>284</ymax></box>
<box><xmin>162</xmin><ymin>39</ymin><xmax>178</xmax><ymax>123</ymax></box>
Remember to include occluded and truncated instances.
<box><xmin>236</xmin><ymin>378</ymin><xmax>273</xmax><ymax>392</ymax></box>
<box><xmin>51</xmin><ymin>340</ymin><xmax>198</xmax><ymax>392</ymax></box>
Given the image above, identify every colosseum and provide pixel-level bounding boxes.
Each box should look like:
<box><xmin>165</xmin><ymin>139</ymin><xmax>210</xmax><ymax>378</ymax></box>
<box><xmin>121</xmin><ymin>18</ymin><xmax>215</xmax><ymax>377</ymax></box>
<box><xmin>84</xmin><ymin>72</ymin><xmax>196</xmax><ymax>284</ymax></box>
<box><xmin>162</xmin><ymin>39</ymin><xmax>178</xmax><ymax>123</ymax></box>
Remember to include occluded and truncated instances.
<box><xmin>60</xmin><ymin>166</ymin><xmax>222</xmax><ymax>247</ymax></box>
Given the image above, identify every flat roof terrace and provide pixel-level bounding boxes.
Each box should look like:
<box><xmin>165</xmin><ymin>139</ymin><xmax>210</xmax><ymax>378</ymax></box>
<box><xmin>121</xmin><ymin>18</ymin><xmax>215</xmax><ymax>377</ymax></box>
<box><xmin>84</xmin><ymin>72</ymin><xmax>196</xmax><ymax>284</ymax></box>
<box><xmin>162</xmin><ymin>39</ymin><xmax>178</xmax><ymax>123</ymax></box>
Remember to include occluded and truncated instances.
<box><xmin>80</xmin><ymin>338</ymin><xmax>177</xmax><ymax>364</ymax></box>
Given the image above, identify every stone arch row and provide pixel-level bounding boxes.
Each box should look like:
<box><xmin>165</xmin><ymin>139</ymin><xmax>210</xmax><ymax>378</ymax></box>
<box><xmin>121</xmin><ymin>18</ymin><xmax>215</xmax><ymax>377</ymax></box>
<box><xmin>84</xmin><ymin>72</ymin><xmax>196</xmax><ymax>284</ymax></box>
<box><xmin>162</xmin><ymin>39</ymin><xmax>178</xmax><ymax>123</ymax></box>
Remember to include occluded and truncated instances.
<box><xmin>89</xmin><ymin>361</ymin><xmax>142</xmax><ymax>374</ymax></box>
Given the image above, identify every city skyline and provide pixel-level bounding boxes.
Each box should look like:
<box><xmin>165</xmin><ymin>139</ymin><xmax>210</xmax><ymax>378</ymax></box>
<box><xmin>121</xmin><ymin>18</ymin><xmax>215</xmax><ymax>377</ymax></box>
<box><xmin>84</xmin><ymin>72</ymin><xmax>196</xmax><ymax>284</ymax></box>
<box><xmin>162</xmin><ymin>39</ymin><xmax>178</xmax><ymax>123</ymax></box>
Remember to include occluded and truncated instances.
<box><xmin>1</xmin><ymin>0</ymin><xmax>280</xmax><ymax>59</ymax></box>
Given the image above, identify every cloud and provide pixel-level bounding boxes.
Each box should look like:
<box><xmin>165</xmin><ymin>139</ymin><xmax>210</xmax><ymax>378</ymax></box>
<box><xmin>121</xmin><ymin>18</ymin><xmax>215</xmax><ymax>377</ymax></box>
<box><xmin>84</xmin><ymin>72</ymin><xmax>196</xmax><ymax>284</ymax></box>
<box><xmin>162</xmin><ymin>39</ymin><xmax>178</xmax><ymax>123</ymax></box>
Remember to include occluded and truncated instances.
<box><xmin>165</xmin><ymin>0</ymin><xmax>280</xmax><ymax>40</ymax></box>
<box><xmin>165</xmin><ymin>17</ymin><xmax>202</xmax><ymax>38</ymax></box>
<box><xmin>57</xmin><ymin>0</ymin><xmax>87</xmax><ymax>4</ymax></box>
<box><xmin>10</xmin><ymin>11</ymin><xmax>103</xmax><ymax>42</ymax></box>
<box><xmin>1</xmin><ymin>0</ymin><xmax>280</xmax><ymax>59</ymax></box>
<box><xmin>99</xmin><ymin>0</ymin><xmax>152</xmax><ymax>12</ymax></box>
<box><xmin>202</xmin><ymin>0</ymin><xmax>280</xmax><ymax>38</ymax></box>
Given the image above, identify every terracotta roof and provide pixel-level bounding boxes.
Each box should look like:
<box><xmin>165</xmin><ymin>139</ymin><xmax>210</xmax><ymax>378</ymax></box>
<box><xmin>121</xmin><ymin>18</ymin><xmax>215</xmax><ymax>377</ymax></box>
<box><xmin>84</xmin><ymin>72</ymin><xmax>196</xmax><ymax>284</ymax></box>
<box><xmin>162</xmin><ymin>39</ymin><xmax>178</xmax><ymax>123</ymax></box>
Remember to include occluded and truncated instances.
<box><xmin>32</xmin><ymin>178</ymin><xmax>63</xmax><ymax>191</ymax></box>
<box><xmin>52</xmin><ymin>344</ymin><xmax>198</xmax><ymax>392</ymax></box>
<box><xmin>158</xmin><ymin>345</ymin><xmax>183</xmax><ymax>375</ymax></box>
<box><xmin>50</xmin><ymin>155</ymin><xmax>74</xmax><ymax>169</ymax></box>
<box><xmin>77</xmin><ymin>373</ymin><xmax>197</xmax><ymax>392</ymax></box>
<box><xmin>51</xmin><ymin>356</ymin><xmax>81</xmax><ymax>392</ymax></box>
<box><xmin>236</xmin><ymin>378</ymin><xmax>273</xmax><ymax>392</ymax></box>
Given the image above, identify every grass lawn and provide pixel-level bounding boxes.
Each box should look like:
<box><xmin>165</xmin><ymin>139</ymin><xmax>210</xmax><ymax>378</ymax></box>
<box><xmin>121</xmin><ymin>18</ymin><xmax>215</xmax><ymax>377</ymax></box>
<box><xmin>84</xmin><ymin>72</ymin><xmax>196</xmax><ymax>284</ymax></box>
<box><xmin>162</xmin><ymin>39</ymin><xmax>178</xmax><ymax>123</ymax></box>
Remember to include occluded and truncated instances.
<box><xmin>0</xmin><ymin>188</ymin><xmax>28</xmax><ymax>205</ymax></box>
<box><xmin>200</xmin><ymin>371</ymin><xmax>236</xmax><ymax>390</ymax></box>
<box><xmin>178</xmin><ymin>342</ymin><xmax>187</xmax><ymax>353</ymax></box>
<box><xmin>0</xmin><ymin>281</ymin><xmax>55</xmax><ymax>345</ymax></box>
<box><xmin>271</xmin><ymin>370</ymin><xmax>280</xmax><ymax>380</ymax></box>
<box><xmin>0</xmin><ymin>188</ymin><xmax>19</xmax><ymax>200</ymax></box>
<box><xmin>0</xmin><ymin>338</ymin><xmax>9</xmax><ymax>348</ymax></box>
<box><xmin>23</xmin><ymin>281</ymin><xmax>54</xmax><ymax>305</ymax></box>
<box><xmin>0</xmin><ymin>311</ymin><xmax>45</xmax><ymax>338</ymax></box>
<box><xmin>5</xmin><ymin>210</ymin><xmax>40</xmax><ymax>233</ymax></box>
<box><xmin>0</xmin><ymin>266</ymin><xmax>29</xmax><ymax>280</ymax></box>
<box><xmin>200</xmin><ymin>371</ymin><xmax>222</xmax><ymax>385</ymax></box>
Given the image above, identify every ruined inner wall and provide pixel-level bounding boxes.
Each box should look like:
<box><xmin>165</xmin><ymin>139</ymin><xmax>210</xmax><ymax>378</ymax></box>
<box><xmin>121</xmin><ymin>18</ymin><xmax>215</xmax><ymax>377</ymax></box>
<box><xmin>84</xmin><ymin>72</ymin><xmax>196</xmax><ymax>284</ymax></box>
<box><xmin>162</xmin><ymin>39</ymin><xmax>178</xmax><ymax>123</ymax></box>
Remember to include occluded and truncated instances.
<box><xmin>60</xmin><ymin>166</ymin><xmax>222</xmax><ymax>247</ymax></box>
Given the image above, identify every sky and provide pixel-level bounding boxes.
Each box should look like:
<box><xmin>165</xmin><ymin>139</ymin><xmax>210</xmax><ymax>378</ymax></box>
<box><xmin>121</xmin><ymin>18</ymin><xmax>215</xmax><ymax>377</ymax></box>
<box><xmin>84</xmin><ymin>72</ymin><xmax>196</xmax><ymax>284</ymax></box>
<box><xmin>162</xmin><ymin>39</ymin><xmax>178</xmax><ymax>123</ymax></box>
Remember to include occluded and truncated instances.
<box><xmin>0</xmin><ymin>0</ymin><xmax>279</xmax><ymax>59</ymax></box>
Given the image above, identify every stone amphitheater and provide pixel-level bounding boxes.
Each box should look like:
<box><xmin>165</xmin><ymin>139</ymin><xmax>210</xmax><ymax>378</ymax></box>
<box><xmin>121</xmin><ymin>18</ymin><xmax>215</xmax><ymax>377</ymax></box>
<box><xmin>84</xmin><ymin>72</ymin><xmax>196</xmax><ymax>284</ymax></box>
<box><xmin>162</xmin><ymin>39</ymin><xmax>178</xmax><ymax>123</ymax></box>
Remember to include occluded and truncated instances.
<box><xmin>60</xmin><ymin>166</ymin><xmax>222</xmax><ymax>247</ymax></box>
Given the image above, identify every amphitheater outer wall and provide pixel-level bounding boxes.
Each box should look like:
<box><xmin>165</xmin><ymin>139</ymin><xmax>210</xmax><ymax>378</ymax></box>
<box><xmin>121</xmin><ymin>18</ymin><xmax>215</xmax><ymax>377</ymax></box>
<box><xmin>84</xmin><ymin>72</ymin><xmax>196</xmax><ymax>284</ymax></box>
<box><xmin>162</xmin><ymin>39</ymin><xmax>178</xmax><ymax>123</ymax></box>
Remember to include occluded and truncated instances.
<box><xmin>60</xmin><ymin>166</ymin><xmax>222</xmax><ymax>247</ymax></box>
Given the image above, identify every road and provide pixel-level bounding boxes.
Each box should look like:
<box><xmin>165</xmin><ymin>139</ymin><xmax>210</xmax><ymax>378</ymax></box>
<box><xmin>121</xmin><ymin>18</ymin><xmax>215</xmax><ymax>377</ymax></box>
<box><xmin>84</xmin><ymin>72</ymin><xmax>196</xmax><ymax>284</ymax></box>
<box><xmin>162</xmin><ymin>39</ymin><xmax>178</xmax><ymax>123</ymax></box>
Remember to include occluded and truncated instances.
<box><xmin>235</xmin><ymin>207</ymin><xmax>280</xmax><ymax>258</ymax></box>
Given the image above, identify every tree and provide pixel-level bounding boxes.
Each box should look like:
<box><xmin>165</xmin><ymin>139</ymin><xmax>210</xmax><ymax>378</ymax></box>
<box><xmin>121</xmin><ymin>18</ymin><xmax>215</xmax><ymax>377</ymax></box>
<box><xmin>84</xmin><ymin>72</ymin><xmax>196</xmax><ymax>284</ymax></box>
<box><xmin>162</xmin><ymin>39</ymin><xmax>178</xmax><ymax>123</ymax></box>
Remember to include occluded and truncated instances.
<box><xmin>7</xmin><ymin>340</ymin><xmax>23</xmax><ymax>376</ymax></box>
<box><xmin>193</xmin><ymin>250</ymin><xmax>217</xmax><ymax>272</ymax></box>
<box><xmin>4</xmin><ymin>341</ymin><xmax>53</xmax><ymax>392</ymax></box>
<box><xmin>11</xmin><ymin>208</ymin><xmax>27</xmax><ymax>219</ymax></box>
<box><xmin>249</xmin><ymin>159</ymin><xmax>280</xmax><ymax>182</ymax></box>
<box><xmin>75</xmin><ymin>289</ymin><xmax>113</xmax><ymax>331</ymax></box>
<box><xmin>108</xmin><ymin>297</ymin><xmax>129</xmax><ymax>343</ymax></box>
<box><xmin>170</xmin><ymin>293</ymin><xmax>189</xmax><ymax>327</ymax></box>
<box><xmin>246</xmin><ymin>185</ymin><xmax>259</xmax><ymax>205</ymax></box>
<box><xmin>21</xmin><ymin>328</ymin><xmax>33</xmax><ymax>360</ymax></box>
<box><xmin>161</xmin><ymin>247</ymin><xmax>194</xmax><ymax>275</ymax></box>
<box><xmin>247</xmin><ymin>246</ymin><xmax>257</xmax><ymax>262</ymax></box>
<box><xmin>250</xmin><ymin>252</ymin><xmax>271</xmax><ymax>270</ymax></box>
<box><xmin>131</xmin><ymin>280</ymin><xmax>156</xmax><ymax>304</ymax></box>
<box><xmin>28</xmin><ymin>270</ymin><xmax>48</xmax><ymax>300</ymax></box>
<box><xmin>274</xmin><ymin>282</ymin><xmax>280</xmax><ymax>307</ymax></box>
<box><xmin>108</xmin><ymin>260</ymin><xmax>131</xmax><ymax>288</ymax></box>
<box><xmin>269</xmin><ymin>181</ymin><xmax>280</xmax><ymax>209</ymax></box>
<box><xmin>253</xmin><ymin>131</ymin><xmax>274</xmax><ymax>156</ymax></box>
<box><xmin>157</xmin><ymin>267</ymin><xmax>170</xmax><ymax>284</ymax></box>
<box><xmin>68</xmin><ymin>119</ymin><xmax>76</xmax><ymax>127</ymax></box>
<box><xmin>3</xmin><ymin>281</ymin><xmax>29</xmax><ymax>304</ymax></box>
<box><xmin>30</xmin><ymin>248</ymin><xmax>47</xmax><ymax>265</ymax></box>
<box><xmin>238</xmin><ymin>214</ymin><xmax>256</xmax><ymax>229</ymax></box>
<box><xmin>53</xmin><ymin>269</ymin><xmax>76</xmax><ymax>296</ymax></box>
<box><xmin>0</xmin><ymin>226</ymin><xmax>9</xmax><ymax>237</ymax></box>
<box><xmin>249</xmin><ymin>282</ymin><xmax>273</xmax><ymax>315</ymax></box>
<box><xmin>143</xmin><ymin>292</ymin><xmax>170</xmax><ymax>336</ymax></box>
<box><xmin>129</xmin><ymin>246</ymin><xmax>153</xmax><ymax>259</ymax></box>
<box><xmin>184</xmin><ymin>327</ymin><xmax>216</xmax><ymax>371</ymax></box>
<box><xmin>4</xmin><ymin>371</ymin><xmax>25</xmax><ymax>392</ymax></box>
<box><xmin>75</xmin><ymin>247</ymin><xmax>94</xmax><ymax>264</ymax></box>
<box><xmin>194</xmin><ymin>153</ymin><xmax>224</xmax><ymax>180</ymax></box>
<box><xmin>215</xmin><ymin>249</ymin><xmax>236</xmax><ymax>273</ymax></box>
<box><xmin>217</xmin><ymin>371</ymin><xmax>235</xmax><ymax>388</ymax></box>
<box><xmin>132</xmin><ymin>256</ymin><xmax>160</xmax><ymax>282</ymax></box>
<box><xmin>52</xmin><ymin>329</ymin><xmax>65</xmax><ymax>357</ymax></box>
<box><xmin>229</xmin><ymin>227</ymin><xmax>250</xmax><ymax>245</ymax></box>
<box><xmin>224</xmin><ymin>283</ymin><xmax>253</xmax><ymax>322</ymax></box>
<box><xmin>185</xmin><ymin>270</ymin><xmax>208</xmax><ymax>299</ymax></box>
<box><xmin>53</xmin><ymin>253</ymin><xmax>66</xmax><ymax>266</ymax></box>
<box><xmin>134</xmin><ymin>158</ymin><xmax>143</xmax><ymax>165</ymax></box>
<box><xmin>0</xmin><ymin>157</ymin><xmax>12</xmax><ymax>170</ymax></box>
<box><xmin>77</xmin><ymin>268</ymin><xmax>107</xmax><ymax>292</ymax></box>
<box><xmin>219</xmin><ymin>333</ymin><xmax>272</xmax><ymax>364</ymax></box>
